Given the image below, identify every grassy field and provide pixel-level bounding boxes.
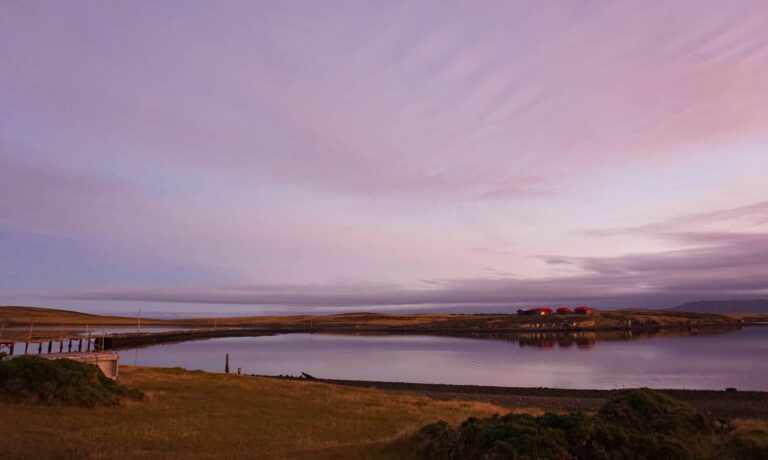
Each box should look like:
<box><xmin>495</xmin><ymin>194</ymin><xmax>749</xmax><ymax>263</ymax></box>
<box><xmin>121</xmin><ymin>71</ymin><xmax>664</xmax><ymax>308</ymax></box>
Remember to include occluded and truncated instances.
<box><xmin>0</xmin><ymin>366</ymin><xmax>507</xmax><ymax>459</ymax></box>
<box><xmin>1</xmin><ymin>365</ymin><xmax>765</xmax><ymax>459</ymax></box>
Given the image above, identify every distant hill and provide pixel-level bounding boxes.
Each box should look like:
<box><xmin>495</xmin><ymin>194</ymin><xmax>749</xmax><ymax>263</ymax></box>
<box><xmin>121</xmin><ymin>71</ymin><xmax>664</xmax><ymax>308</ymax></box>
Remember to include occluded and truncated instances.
<box><xmin>672</xmin><ymin>299</ymin><xmax>768</xmax><ymax>314</ymax></box>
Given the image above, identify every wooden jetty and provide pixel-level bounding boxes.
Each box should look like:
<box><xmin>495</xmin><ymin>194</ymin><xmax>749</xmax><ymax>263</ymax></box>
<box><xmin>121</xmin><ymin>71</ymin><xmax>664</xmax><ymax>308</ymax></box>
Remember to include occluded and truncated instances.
<box><xmin>0</xmin><ymin>322</ymin><xmax>106</xmax><ymax>358</ymax></box>
<box><xmin>0</xmin><ymin>335</ymin><xmax>101</xmax><ymax>356</ymax></box>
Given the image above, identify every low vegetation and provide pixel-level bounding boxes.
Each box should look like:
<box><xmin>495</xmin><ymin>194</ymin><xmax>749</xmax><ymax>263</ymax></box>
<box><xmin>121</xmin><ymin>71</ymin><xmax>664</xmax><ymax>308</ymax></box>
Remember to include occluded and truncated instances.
<box><xmin>408</xmin><ymin>388</ymin><xmax>768</xmax><ymax>459</ymax></box>
<box><xmin>0</xmin><ymin>356</ymin><xmax>144</xmax><ymax>407</ymax></box>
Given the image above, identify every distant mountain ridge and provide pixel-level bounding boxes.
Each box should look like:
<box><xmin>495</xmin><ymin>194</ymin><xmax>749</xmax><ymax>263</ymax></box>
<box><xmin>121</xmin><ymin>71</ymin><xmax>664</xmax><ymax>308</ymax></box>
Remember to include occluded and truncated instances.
<box><xmin>672</xmin><ymin>299</ymin><xmax>768</xmax><ymax>314</ymax></box>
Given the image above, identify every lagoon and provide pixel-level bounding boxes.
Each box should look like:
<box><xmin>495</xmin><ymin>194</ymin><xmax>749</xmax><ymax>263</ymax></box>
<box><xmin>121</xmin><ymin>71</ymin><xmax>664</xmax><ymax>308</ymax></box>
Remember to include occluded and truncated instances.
<box><xmin>116</xmin><ymin>326</ymin><xmax>768</xmax><ymax>391</ymax></box>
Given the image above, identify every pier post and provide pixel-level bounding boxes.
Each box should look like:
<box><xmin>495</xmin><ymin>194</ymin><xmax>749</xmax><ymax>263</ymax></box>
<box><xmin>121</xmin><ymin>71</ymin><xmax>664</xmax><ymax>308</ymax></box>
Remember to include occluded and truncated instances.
<box><xmin>9</xmin><ymin>343</ymin><xmax>13</xmax><ymax>355</ymax></box>
<box><xmin>225</xmin><ymin>353</ymin><xmax>230</xmax><ymax>374</ymax></box>
<box><xmin>87</xmin><ymin>336</ymin><xmax>91</xmax><ymax>352</ymax></box>
<box><xmin>38</xmin><ymin>342</ymin><xmax>43</xmax><ymax>354</ymax></box>
<box><xmin>25</xmin><ymin>323</ymin><xmax>33</xmax><ymax>355</ymax></box>
<box><xmin>68</xmin><ymin>340</ymin><xmax>72</xmax><ymax>352</ymax></box>
<box><xmin>47</xmin><ymin>341</ymin><xmax>52</xmax><ymax>353</ymax></box>
<box><xmin>78</xmin><ymin>339</ymin><xmax>83</xmax><ymax>352</ymax></box>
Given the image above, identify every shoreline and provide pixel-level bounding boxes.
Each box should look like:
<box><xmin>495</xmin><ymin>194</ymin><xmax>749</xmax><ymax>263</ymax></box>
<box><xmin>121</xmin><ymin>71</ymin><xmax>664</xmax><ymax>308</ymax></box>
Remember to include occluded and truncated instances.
<box><xmin>262</xmin><ymin>375</ymin><xmax>768</xmax><ymax>419</ymax></box>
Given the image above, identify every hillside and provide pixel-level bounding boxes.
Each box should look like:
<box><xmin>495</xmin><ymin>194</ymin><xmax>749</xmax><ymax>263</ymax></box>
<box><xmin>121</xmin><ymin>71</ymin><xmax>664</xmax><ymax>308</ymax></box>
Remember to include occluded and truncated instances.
<box><xmin>673</xmin><ymin>299</ymin><xmax>768</xmax><ymax>314</ymax></box>
<box><xmin>0</xmin><ymin>306</ymin><xmax>168</xmax><ymax>326</ymax></box>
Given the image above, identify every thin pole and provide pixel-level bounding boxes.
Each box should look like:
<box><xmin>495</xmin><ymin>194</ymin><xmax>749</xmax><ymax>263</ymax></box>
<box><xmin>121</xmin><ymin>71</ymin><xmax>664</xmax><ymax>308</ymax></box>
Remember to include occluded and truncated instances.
<box><xmin>25</xmin><ymin>322</ymin><xmax>33</xmax><ymax>355</ymax></box>
<box><xmin>59</xmin><ymin>324</ymin><xmax>64</xmax><ymax>353</ymax></box>
<box><xmin>137</xmin><ymin>308</ymin><xmax>142</xmax><ymax>334</ymax></box>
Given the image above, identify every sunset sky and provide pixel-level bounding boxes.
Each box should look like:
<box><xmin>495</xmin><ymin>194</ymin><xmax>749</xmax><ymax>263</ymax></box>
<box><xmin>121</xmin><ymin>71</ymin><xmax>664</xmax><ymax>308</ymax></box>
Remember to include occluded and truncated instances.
<box><xmin>2</xmin><ymin>1</ymin><xmax>768</xmax><ymax>314</ymax></box>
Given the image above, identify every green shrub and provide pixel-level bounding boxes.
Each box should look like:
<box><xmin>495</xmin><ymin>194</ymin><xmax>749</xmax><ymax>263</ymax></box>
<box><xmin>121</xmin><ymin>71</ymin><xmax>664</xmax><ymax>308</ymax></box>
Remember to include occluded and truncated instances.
<box><xmin>0</xmin><ymin>355</ymin><xmax>144</xmax><ymax>407</ymax></box>
<box><xmin>599</xmin><ymin>387</ymin><xmax>713</xmax><ymax>436</ymax></box>
<box><xmin>412</xmin><ymin>389</ymin><xmax>760</xmax><ymax>460</ymax></box>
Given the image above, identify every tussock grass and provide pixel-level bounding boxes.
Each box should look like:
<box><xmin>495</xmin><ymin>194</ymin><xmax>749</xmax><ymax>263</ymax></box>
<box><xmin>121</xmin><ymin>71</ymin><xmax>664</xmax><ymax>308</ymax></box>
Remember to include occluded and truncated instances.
<box><xmin>0</xmin><ymin>366</ymin><xmax>506</xmax><ymax>459</ymax></box>
<box><xmin>408</xmin><ymin>388</ymin><xmax>768</xmax><ymax>460</ymax></box>
<box><xmin>0</xmin><ymin>356</ymin><xmax>144</xmax><ymax>407</ymax></box>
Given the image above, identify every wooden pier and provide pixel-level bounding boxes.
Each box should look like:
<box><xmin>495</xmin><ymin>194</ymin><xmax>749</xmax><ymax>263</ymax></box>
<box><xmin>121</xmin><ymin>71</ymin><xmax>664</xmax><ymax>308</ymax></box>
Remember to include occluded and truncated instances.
<box><xmin>0</xmin><ymin>322</ymin><xmax>108</xmax><ymax>358</ymax></box>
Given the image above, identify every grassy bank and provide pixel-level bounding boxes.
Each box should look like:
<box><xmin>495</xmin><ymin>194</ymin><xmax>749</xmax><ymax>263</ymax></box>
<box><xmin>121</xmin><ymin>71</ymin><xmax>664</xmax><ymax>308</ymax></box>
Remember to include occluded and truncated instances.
<box><xmin>0</xmin><ymin>366</ymin><xmax>505</xmax><ymax>459</ymax></box>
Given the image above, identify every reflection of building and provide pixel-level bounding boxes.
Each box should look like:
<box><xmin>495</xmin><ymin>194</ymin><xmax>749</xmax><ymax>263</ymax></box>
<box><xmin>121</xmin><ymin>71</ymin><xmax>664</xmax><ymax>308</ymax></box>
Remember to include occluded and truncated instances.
<box><xmin>517</xmin><ymin>331</ymin><xmax>596</xmax><ymax>349</ymax></box>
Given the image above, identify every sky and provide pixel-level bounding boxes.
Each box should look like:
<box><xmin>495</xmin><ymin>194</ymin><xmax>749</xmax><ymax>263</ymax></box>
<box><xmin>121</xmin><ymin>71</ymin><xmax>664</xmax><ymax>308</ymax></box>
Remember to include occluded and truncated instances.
<box><xmin>2</xmin><ymin>1</ymin><xmax>768</xmax><ymax>315</ymax></box>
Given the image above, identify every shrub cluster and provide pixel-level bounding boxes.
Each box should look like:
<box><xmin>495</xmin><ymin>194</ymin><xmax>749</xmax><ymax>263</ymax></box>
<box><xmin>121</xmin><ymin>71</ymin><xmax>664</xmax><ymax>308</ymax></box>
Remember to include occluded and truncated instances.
<box><xmin>414</xmin><ymin>388</ymin><xmax>766</xmax><ymax>460</ymax></box>
<box><xmin>0</xmin><ymin>355</ymin><xmax>144</xmax><ymax>407</ymax></box>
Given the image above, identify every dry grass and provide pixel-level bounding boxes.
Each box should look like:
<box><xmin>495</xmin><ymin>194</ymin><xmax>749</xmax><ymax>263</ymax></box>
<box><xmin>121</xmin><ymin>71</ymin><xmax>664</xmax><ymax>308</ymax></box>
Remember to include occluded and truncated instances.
<box><xmin>732</xmin><ymin>418</ymin><xmax>768</xmax><ymax>446</ymax></box>
<box><xmin>0</xmin><ymin>306</ymin><xmax>165</xmax><ymax>327</ymax></box>
<box><xmin>0</xmin><ymin>366</ymin><xmax>507</xmax><ymax>459</ymax></box>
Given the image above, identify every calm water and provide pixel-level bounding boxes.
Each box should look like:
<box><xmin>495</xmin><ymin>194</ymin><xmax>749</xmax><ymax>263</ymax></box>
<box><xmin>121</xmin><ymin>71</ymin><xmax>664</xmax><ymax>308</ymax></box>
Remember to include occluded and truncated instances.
<box><xmin>116</xmin><ymin>327</ymin><xmax>768</xmax><ymax>391</ymax></box>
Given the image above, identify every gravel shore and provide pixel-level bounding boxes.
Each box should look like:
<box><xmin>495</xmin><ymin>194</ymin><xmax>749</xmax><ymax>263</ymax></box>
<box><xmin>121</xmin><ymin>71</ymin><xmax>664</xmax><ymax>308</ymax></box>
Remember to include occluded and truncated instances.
<box><xmin>266</xmin><ymin>376</ymin><xmax>768</xmax><ymax>419</ymax></box>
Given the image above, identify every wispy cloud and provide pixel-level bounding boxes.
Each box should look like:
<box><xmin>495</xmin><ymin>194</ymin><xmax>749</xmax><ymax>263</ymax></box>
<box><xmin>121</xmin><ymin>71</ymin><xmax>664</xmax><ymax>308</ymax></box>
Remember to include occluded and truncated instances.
<box><xmin>2</xmin><ymin>2</ymin><xmax>768</xmax><ymax>312</ymax></box>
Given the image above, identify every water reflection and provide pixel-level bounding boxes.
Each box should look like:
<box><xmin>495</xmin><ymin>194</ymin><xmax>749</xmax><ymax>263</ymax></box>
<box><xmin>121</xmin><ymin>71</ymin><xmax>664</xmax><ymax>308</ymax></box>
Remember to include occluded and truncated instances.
<box><xmin>115</xmin><ymin>326</ymin><xmax>768</xmax><ymax>390</ymax></box>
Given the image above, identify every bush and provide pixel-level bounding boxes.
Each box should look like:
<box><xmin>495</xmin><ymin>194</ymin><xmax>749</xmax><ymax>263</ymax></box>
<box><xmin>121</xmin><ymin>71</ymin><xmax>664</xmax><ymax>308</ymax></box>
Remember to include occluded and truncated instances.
<box><xmin>0</xmin><ymin>355</ymin><xmax>144</xmax><ymax>407</ymax></box>
<box><xmin>412</xmin><ymin>388</ymin><xmax>762</xmax><ymax>460</ymax></box>
<box><xmin>599</xmin><ymin>387</ymin><xmax>713</xmax><ymax>436</ymax></box>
